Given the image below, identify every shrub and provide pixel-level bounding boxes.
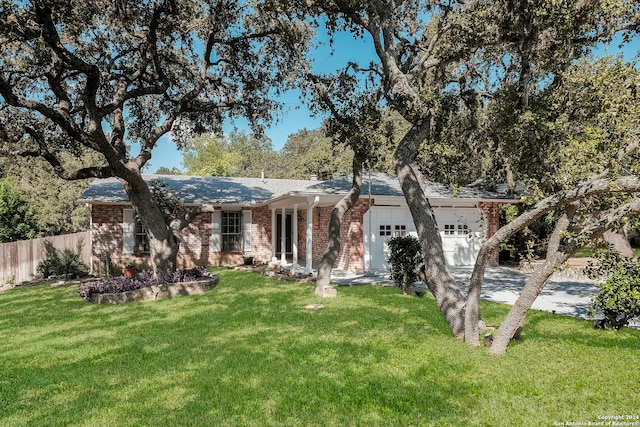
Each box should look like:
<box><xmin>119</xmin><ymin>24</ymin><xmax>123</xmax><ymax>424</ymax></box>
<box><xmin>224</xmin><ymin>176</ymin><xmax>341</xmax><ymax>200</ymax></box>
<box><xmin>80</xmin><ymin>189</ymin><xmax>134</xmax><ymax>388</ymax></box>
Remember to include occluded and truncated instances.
<box><xmin>37</xmin><ymin>240</ymin><xmax>89</xmax><ymax>280</ymax></box>
<box><xmin>78</xmin><ymin>267</ymin><xmax>211</xmax><ymax>300</ymax></box>
<box><xmin>585</xmin><ymin>249</ymin><xmax>640</xmax><ymax>330</ymax></box>
<box><xmin>386</xmin><ymin>235</ymin><xmax>422</xmax><ymax>295</ymax></box>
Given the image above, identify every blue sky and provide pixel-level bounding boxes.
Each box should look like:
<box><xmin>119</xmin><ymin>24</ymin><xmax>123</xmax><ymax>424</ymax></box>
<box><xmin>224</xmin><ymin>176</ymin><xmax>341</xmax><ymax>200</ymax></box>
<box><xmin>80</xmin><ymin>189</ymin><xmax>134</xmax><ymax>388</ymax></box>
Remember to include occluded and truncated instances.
<box><xmin>148</xmin><ymin>31</ymin><xmax>376</xmax><ymax>172</ymax></box>
<box><xmin>147</xmin><ymin>32</ymin><xmax>639</xmax><ymax>173</ymax></box>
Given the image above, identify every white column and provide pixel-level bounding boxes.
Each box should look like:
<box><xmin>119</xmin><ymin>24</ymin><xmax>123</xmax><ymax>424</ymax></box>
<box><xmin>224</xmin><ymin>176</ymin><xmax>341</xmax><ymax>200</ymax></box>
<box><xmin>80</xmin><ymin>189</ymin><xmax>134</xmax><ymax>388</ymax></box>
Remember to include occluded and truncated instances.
<box><xmin>280</xmin><ymin>207</ymin><xmax>287</xmax><ymax>264</ymax></box>
<box><xmin>305</xmin><ymin>197</ymin><xmax>319</xmax><ymax>274</ymax></box>
<box><xmin>271</xmin><ymin>208</ymin><xmax>277</xmax><ymax>262</ymax></box>
<box><xmin>292</xmin><ymin>204</ymin><xmax>298</xmax><ymax>270</ymax></box>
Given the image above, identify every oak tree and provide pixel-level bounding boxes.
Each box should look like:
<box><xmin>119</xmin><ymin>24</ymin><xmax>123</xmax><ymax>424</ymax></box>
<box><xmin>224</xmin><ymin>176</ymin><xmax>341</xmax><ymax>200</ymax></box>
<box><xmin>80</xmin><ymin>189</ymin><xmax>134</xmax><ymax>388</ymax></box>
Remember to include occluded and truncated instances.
<box><xmin>0</xmin><ymin>0</ymin><xmax>305</xmax><ymax>274</ymax></box>
<box><xmin>283</xmin><ymin>0</ymin><xmax>640</xmax><ymax>342</ymax></box>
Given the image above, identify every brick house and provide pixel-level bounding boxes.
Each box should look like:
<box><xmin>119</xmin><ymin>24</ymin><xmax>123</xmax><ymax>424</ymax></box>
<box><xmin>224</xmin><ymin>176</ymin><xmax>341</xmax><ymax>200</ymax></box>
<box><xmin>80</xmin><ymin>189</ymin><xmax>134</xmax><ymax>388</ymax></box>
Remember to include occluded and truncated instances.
<box><xmin>79</xmin><ymin>172</ymin><xmax>513</xmax><ymax>276</ymax></box>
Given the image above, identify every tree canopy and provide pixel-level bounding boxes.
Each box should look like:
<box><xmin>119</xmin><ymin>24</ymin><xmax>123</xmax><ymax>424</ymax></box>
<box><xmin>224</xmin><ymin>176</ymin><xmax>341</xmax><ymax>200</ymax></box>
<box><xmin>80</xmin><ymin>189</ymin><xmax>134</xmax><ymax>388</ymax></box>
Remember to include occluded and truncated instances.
<box><xmin>272</xmin><ymin>0</ymin><xmax>640</xmax><ymax>347</ymax></box>
<box><xmin>0</xmin><ymin>179</ymin><xmax>39</xmax><ymax>242</ymax></box>
<box><xmin>0</xmin><ymin>0</ymin><xmax>307</xmax><ymax>273</ymax></box>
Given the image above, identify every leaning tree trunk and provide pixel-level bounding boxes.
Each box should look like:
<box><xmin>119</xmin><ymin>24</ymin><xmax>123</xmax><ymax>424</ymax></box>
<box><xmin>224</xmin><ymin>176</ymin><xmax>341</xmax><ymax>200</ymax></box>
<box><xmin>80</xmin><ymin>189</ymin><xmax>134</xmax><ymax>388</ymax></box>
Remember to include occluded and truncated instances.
<box><xmin>121</xmin><ymin>175</ymin><xmax>179</xmax><ymax>276</ymax></box>
<box><xmin>315</xmin><ymin>153</ymin><xmax>365</xmax><ymax>296</ymax></box>
<box><xmin>488</xmin><ymin>205</ymin><xmax>576</xmax><ymax>355</ymax></box>
<box><xmin>489</xmin><ymin>199</ymin><xmax>640</xmax><ymax>354</ymax></box>
<box><xmin>394</xmin><ymin>123</ymin><xmax>467</xmax><ymax>338</ymax></box>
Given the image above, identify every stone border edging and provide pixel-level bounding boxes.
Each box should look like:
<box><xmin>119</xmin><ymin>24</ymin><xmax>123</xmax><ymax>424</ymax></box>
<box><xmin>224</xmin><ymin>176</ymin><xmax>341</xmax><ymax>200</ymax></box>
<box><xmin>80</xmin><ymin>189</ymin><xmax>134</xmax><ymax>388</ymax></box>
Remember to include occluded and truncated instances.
<box><xmin>88</xmin><ymin>276</ymin><xmax>218</xmax><ymax>304</ymax></box>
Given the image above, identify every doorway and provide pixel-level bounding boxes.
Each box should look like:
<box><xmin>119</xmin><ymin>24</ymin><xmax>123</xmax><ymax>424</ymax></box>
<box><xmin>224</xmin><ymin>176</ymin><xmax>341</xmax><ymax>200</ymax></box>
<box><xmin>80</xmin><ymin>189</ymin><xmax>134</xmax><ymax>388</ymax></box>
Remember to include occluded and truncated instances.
<box><xmin>275</xmin><ymin>212</ymin><xmax>293</xmax><ymax>256</ymax></box>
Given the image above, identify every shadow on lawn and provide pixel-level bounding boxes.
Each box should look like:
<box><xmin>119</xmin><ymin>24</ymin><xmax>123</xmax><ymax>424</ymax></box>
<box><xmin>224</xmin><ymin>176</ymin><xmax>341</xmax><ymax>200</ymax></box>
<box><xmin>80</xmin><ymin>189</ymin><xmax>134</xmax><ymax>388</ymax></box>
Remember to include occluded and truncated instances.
<box><xmin>513</xmin><ymin>309</ymin><xmax>640</xmax><ymax>352</ymax></box>
<box><xmin>1</xmin><ymin>273</ymin><xmax>478</xmax><ymax>425</ymax></box>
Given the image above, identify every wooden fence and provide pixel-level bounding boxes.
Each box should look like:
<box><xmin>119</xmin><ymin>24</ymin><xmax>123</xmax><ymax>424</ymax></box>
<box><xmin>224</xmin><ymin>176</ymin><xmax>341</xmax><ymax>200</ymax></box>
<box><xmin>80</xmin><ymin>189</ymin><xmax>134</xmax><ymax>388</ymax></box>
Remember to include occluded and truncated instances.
<box><xmin>0</xmin><ymin>231</ymin><xmax>91</xmax><ymax>285</ymax></box>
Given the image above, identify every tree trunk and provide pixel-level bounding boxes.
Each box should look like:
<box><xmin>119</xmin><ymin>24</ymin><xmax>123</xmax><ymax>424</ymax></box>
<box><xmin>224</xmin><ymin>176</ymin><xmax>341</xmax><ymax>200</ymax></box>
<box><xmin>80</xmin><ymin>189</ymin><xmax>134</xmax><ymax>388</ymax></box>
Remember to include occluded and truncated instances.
<box><xmin>394</xmin><ymin>122</ymin><xmax>467</xmax><ymax>338</ymax></box>
<box><xmin>121</xmin><ymin>175</ymin><xmax>179</xmax><ymax>276</ymax></box>
<box><xmin>463</xmin><ymin>177</ymin><xmax>640</xmax><ymax>345</ymax></box>
<box><xmin>489</xmin><ymin>205</ymin><xmax>577</xmax><ymax>355</ymax></box>
<box><xmin>488</xmin><ymin>251</ymin><xmax>571</xmax><ymax>354</ymax></box>
<box><xmin>314</xmin><ymin>153</ymin><xmax>365</xmax><ymax>296</ymax></box>
<box><xmin>488</xmin><ymin>199</ymin><xmax>640</xmax><ymax>354</ymax></box>
<box><xmin>464</xmin><ymin>244</ymin><xmax>497</xmax><ymax>346</ymax></box>
<box><xmin>603</xmin><ymin>229</ymin><xmax>637</xmax><ymax>260</ymax></box>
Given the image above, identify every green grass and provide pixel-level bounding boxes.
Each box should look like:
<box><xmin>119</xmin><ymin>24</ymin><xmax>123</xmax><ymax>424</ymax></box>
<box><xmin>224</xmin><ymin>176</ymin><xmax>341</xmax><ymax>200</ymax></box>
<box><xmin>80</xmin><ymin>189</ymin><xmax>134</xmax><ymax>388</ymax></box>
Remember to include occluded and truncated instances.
<box><xmin>574</xmin><ymin>247</ymin><xmax>640</xmax><ymax>258</ymax></box>
<box><xmin>1</xmin><ymin>268</ymin><xmax>639</xmax><ymax>426</ymax></box>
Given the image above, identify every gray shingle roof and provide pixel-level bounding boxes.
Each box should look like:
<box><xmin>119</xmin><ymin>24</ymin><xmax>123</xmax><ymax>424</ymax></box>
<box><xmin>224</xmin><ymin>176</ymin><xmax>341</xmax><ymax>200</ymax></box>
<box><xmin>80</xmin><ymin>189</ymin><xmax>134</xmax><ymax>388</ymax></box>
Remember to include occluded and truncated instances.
<box><xmin>301</xmin><ymin>171</ymin><xmax>512</xmax><ymax>200</ymax></box>
<box><xmin>79</xmin><ymin>175</ymin><xmax>316</xmax><ymax>205</ymax></box>
<box><xmin>79</xmin><ymin>172</ymin><xmax>513</xmax><ymax>205</ymax></box>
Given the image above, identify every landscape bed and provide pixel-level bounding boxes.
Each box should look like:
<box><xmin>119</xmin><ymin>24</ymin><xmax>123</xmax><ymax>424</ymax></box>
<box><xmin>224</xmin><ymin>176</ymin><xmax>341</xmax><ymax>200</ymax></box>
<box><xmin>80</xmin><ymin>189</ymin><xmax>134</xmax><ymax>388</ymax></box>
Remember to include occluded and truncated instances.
<box><xmin>1</xmin><ymin>267</ymin><xmax>639</xmax><ymax>426</ymax></box>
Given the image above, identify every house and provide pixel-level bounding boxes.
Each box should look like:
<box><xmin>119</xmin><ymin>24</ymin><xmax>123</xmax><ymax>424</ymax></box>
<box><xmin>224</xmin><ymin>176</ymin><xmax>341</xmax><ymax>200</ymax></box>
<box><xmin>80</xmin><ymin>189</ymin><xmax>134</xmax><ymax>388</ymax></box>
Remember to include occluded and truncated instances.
<box><xmin>79</xmin><ymin>172</ymin><xmax>514</xmax><ymax>276</ymax></box>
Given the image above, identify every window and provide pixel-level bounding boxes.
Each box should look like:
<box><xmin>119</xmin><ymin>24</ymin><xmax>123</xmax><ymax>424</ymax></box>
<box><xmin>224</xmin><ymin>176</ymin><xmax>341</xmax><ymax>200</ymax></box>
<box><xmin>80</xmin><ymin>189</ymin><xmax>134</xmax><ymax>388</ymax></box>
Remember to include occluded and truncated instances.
<box><xmin>394</xmin><ymin>225</ymin><xmax>407</xmax><ymax>236</ymax></box>
<box><xmin>134</xmin><ymin>219</ymin><xmax>149</xmax><ymax>253</ymax></box>
<box><xmin>457</xmin><ymin>224</ymin><xmax>469</xmax><ymax>236</ymax></box>
<box><xmin>379</xmin><ymin>225</ymin><xmax>392</xmax><ymax>236</ymax></box>
<box><xmin>444</xmin><ymin>224</ymin><xmax>455</xmax><ymax>236</ymax></box>
<box><xmin>222</xmin><ymin>211</ymin><xmax>242</xmax><ymax>252</ymax></box>
<box><xmin>123</xmin><ymin>209</ymin><xmax>149</xmax><ymax>254</ymax></box>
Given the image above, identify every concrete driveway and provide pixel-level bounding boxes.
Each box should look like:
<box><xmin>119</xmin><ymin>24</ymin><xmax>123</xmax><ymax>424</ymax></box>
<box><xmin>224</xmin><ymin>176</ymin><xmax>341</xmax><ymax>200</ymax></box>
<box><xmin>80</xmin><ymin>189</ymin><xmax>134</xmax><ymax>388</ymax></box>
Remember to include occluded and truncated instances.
<box><xmin>330</xmin><ymin>265</ymin><xmax>639</xmax><ymax>328</ymax></box>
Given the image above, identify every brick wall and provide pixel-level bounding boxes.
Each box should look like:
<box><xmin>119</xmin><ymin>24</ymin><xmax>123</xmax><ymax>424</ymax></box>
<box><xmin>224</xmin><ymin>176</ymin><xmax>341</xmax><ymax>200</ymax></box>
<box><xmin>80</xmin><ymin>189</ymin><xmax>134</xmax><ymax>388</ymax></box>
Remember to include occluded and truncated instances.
<box><xmin>178</xmin><ymin>211</ymin><xmax>211</xmax><ymax>267</ymax></box>
<box><xmin>311</xmin><ymin>199</ymin><xmax>371</xmax><ymax>273</ymax></box>
<box><xmin>251</xmin><ymin>206</ymin><xmax>273</xmax><ymax>263</ymax></box>
<box><xmin>91</xmin><ymin>204</ymin><xmax>127</xmax><ymax>274</ymax></box>
<box><xmin>91</xmin><ymin>204</ymin><xmax>274</xmax><ymax>273</ymax></box>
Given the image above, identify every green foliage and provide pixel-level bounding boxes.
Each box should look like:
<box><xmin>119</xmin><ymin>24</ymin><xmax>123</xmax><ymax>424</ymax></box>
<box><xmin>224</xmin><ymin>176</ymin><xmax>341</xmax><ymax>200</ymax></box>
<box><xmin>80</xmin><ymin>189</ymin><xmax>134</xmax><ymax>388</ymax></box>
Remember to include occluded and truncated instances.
<box><xmin>36</xmin><ymin>240</ymin><xmax>88</xmax><ymax>280</ymax></box>
<box><xmin>585</xmin><ymin>249</ymin><xmax>640</xmax><ymax>330</ymax></box>
<box><xmin>148</xmin><ymin>180</ymin><xmax>187</xmax><ymax>222</ymax></box>
<box><xmin>386</xmin><ymin>235</ymin><xmax>422</xmax><ymax>294</ymax></box>
<box><xmin>0</xmin><ymin>0</ymin><xmax>309</xmax><ymax>273</ymax></box>
<box><xmin>274</xmin><ymin>127</ymin><xmax>355</xmax><ymax>180</ymax></box>
<box><xmin>154</xmin><ymin>166</ymin><xmax>182</xmax><ymax>175</ymax></box>
<box><xmin>182</xmin><ymin>136</ymin><xmax>243</xmax><ymax>177</ymax></box>
<box><xmin>0</xmin><ymin>155</ymin><xmax>93</xmax><ymax>236</ymax></box>
<box><xmin>226</xmin><ymin>131</ymin><xmax>279</xmax><ymax>178</ymax></box>
<box><xmin>0</xmin><ymin>179</ymin><xmax>39</xmax><ymax>242</ymax></box>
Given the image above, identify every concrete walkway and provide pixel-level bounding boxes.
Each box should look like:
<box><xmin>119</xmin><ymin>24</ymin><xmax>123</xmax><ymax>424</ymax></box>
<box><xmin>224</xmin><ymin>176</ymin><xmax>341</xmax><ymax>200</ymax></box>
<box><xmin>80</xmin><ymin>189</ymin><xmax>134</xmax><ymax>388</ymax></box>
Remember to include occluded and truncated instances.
<box><xmin>329</xmin><ymin>265</ymin><xmax>639</xmax><ymax>328</ymax></box>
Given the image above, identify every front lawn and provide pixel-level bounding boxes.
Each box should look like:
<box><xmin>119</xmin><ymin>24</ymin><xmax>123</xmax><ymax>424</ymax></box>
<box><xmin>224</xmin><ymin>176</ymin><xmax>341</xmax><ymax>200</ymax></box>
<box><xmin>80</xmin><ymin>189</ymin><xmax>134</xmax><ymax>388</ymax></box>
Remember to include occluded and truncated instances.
<box><xmin>1</xmin><ymin>268</ymin><xmax>638</xmax><ymax>426</ymax></box>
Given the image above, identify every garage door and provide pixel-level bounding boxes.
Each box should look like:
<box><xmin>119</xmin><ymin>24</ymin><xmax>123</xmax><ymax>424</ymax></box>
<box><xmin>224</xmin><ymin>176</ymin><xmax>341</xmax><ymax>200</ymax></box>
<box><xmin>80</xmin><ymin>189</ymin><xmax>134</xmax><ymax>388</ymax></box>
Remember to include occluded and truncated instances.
<box><xmin>364</xmin><ymin>206</ymin><xmax>483</xmax><ymax>270</ymax></box>
<box><xmin>434</xmin><ymin>207</ymin><xmax>483</xmax><ymax>266</ymax></box>
<box><xmin>364</xmin><ymin>207</ymin><xmax>416</xmax><ymax>271</ymax></box>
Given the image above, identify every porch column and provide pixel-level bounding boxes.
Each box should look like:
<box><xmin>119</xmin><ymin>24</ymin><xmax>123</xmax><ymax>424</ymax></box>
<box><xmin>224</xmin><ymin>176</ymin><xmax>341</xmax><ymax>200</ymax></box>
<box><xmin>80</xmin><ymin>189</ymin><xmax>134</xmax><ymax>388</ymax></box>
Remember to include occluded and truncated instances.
<box><xmin>280</xmin><ymin>207</ymin><xmax>287</xmax><ymax>264</ymax></box>
<box><xmin>292</xmin><ymin>204</ymin><xmax>298</xmax><ymax>270</ymax></box>
<box><xmin>305</xmin><ymin>197</ymin><xmax>319</xmax><ymax>274</ymax></box>
<box><xmin>271</xmin><ymin>207</ymin><xmax>277</xmax><ymax>262</ymax></box>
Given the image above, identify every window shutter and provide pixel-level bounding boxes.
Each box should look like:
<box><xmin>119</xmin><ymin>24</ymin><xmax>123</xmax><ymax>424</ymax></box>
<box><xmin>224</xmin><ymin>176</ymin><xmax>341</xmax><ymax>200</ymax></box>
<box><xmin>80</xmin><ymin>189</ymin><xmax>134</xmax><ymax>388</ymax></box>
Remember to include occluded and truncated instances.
<box><xmin>210</xmin><ymin>210</ymin><xmax>221</xmax><ymax>252</ymax></box>
<box><xmin>123</xmin><ymin>209</ymin><xmax>135</xmax><ymax>254</ymax></box>
<box><xmin>242</xmin><ymin>210</ymin><xmax>252</xmax><ymax>253</ymax></box>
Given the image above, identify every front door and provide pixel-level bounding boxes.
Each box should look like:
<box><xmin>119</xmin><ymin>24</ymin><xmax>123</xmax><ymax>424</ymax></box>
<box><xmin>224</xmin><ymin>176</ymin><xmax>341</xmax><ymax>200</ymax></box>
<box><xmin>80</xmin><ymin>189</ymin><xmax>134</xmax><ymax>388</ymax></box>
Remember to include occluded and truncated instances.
<box><xmin>275</xmin><ymin>213</ymin><xmax>293</xmax><ymax>256</ymax></box>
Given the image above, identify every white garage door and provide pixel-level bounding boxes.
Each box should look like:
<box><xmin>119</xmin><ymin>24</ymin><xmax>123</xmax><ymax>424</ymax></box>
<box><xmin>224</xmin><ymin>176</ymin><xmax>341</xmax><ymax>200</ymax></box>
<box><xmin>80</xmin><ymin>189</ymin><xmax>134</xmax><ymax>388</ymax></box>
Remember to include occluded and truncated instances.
<box><xmin>364</xmin><ymin>206</ymin><xmax>484</xmax><ymax>271</ymax></box>
<box><xmin>434</xmin><ymin>207</ymin><xmax>483</xmax><ymax>266</ymax></box>
<box><xmin>364</xmin><ymin>207</ymin><xmax>417</xmax><ymax>271</ymax></box>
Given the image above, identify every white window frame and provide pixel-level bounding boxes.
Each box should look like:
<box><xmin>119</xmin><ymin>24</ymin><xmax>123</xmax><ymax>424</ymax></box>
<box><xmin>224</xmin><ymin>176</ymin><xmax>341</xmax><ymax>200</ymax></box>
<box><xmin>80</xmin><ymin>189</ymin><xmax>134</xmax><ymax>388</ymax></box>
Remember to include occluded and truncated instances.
<box><xmin>123</xmin><ymin>208</ymin><xmax>149</xmax><ymax>254</ymax></box>
<box><xmin>444</xmin><ymin>224</ymin><xmax>455</xmax><ymax>236</ymax></box>
<box><xmin>210</xmin><ymin>209</ymin><xmax>252</xmax><ymax>253</ymax></box>
<box><xmin>221</xmin><ymin>211</ymin><xmax>243</xmax><ymax>252</ymax></box>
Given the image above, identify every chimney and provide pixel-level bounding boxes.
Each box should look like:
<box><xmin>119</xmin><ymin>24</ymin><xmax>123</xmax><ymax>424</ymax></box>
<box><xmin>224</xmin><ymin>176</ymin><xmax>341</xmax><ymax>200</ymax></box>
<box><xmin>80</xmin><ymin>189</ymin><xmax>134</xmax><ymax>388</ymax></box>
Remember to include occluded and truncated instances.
<box><xmin>309</xmin><ymin>174</ymin><xmax>318</xmax><ymax>181</ymax></box>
